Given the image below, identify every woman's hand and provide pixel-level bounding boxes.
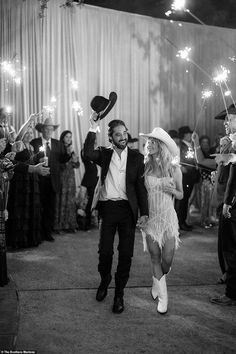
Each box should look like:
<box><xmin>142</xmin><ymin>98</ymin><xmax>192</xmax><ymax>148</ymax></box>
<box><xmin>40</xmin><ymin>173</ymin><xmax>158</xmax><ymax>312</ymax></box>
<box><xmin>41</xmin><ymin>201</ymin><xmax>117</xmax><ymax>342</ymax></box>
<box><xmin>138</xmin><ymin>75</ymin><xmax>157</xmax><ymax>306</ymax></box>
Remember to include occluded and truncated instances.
<box><xmin>162</xmin><ymin>180</ymin><xmax>176</xmax><ymax>196</ymax></box>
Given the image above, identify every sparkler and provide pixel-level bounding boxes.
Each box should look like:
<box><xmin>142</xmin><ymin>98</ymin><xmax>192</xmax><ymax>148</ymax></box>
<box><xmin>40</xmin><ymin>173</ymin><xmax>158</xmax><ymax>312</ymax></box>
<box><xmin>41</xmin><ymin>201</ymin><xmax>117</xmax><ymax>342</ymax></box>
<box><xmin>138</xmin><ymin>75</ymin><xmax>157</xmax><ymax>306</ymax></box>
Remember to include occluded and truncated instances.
<box><xmin>0</xmin><ymin>59</ymin><xmax>24</xmax><ymax>86</ymax></box>
<box><xmin>201</xmin><ymin>90</ymin><xmax>213</xmax><ymax>99</ymax></box>
<box><xmin>213</xmin><ymin>66</ymin><xmax>230</xmax><ymax>84</ymax></box>
<box><xmin>176</xmin><ymin>47</ymin><xmax>191</xmax><ymax>61</ymax></box>
<box><xmin>70</xmin><ymin>79</ymin><xmax>79</xmax><ymax>90</ymax></box>
<box><xmin>72</xmin><ymin>101</ymin><xmax>83</xmax><ymax>116</ymax></box>
<box><xmin>185</xmin><ymin>147</ymin><xmax>195</xmax><ymax>159</ymax></box>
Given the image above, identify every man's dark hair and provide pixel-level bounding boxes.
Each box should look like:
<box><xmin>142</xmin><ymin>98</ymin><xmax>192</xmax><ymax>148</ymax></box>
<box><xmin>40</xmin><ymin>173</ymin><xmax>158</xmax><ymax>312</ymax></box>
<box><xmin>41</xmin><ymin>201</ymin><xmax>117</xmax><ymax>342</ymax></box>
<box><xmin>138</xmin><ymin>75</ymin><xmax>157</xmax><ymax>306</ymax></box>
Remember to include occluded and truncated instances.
<box><xmin>108</xmin><ymin>120</ymin><xmax>128</xmax><ymax>142</ymax></box>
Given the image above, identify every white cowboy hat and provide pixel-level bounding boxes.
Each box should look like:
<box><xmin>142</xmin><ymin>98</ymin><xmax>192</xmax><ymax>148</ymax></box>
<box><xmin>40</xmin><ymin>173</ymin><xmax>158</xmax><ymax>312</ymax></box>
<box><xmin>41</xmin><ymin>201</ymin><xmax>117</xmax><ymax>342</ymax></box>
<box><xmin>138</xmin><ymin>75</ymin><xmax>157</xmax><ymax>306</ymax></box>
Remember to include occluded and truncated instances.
<box><xmin>35</xmin><ymin>117</ymin><xmax>59</xmax><ymax>133</ymax></box>
<box><xmin>139</xmin><ymin>127</ymin><xmax>179</xmax><ymax>156</ymax></box>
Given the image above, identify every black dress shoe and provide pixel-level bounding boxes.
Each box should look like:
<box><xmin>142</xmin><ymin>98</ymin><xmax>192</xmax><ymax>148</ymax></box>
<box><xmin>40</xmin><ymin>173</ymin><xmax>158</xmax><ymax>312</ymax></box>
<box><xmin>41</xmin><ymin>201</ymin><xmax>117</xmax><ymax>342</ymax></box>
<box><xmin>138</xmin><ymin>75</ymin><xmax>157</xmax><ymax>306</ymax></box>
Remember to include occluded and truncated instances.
<box><xmin>45</xmin><ymin>235</ymin><xmax>55</xmax><ymax>242</ymax></box>
<box><xmin>180</xmin><ymin>223</ymin><xmax>192</xmax><ymax>231</ymax></box>
<box><xmin>96</xmin><ymin>275</ymin><xmax>112</xmax><ymax>302</ymax></box>
<box><xmin>112</xmin><ymin>297</ymin><xmax>124</xmax><ymax>314</ymax></box>
<box><xmin>96</xmin><ymin>287</ymin><xmax>108</xmax><ymax>302</ymax></box>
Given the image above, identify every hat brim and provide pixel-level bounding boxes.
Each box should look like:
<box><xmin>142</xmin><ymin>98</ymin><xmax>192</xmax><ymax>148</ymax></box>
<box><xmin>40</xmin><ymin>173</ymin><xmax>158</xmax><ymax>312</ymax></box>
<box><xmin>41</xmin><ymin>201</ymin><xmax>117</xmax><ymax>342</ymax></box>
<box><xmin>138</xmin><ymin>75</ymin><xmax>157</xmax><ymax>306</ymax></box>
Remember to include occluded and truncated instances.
<box><xmin>95</xmin><ymin>92</ymin><xmax>117</xmax><ymax>121</ymax></box>
<box><xmin>35</xmin><ymin>123</ymin><xmax>59</xmax><ymax>133</ymax></box>
<box><xmin>215</xmin><ymin>105</ymin><xmax>236</xmax><ymax>120</ymax></box>
<box><xmin>139</xmin><ymin>132</ymin><xmax>179</xmax><ymax>156</ymax></box>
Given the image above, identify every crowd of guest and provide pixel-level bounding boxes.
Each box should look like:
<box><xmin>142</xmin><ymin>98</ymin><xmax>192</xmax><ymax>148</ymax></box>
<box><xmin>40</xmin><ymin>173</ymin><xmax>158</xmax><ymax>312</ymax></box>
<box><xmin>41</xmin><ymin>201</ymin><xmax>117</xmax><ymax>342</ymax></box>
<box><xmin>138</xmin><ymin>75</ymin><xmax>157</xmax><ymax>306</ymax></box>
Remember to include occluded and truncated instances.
<box><xmin>0</xmin><ymin>103</ymin><xmax>225</xmax><ymax>288</ymax></box>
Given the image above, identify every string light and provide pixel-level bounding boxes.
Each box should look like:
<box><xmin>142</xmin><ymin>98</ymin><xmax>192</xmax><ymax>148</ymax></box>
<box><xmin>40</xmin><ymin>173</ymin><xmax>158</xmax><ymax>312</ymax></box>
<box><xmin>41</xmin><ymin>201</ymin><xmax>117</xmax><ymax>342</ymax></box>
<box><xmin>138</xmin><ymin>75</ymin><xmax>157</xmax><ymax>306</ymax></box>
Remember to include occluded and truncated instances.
<box><xmin>224</xmin><ymin>90</ymin><xmax>231</xmax><ymax>96</ymax></box>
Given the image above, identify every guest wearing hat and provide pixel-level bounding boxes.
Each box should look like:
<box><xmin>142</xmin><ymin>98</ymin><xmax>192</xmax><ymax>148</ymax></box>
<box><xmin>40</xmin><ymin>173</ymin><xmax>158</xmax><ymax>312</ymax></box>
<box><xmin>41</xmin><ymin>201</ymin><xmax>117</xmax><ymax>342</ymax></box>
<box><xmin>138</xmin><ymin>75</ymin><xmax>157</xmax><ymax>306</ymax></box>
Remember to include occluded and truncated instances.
<box><xmin>31</xmin><ymin>117</ymin><xmax>71</xmax><ymax>242</ymax></box>
<box><xmin>175</xmin><ymin>125</ymin><xmax>200</xmax><ymax>231</ymax></box>
<box><xmin>139</xmin><ymin>127</ymin><xmax>183</xmax><ymax>314</ymax></box>
<box><xmin>209</xmin><ymin>104</ymin><xmax>236</xmax><ymax>306</ymax></box>
<box><xmin>83</xmin><ymin>111</ymin><xmax>148</xmax><ymax>314</ymax></box>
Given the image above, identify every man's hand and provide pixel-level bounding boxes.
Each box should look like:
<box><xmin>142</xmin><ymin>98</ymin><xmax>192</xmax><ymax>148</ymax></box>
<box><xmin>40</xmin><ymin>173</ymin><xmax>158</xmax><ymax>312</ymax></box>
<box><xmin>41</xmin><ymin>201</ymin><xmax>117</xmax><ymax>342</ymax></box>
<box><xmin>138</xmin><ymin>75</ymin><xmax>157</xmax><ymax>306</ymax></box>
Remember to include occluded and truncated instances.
<box><xmin>34</xmin><ymin>162</ymin><xmax>50</xmax><ymax>176</ymax></box>
<box><xmin>223</xmin><ymin>203</ymin><xmax>232</xmax><ymax>218</ymax></box>
<box><xmin>89</xmin><ymin>112</ymin><xmax>100</xmax><ymax>131</ymax></box>
<box><xmin>137</xmin><ymin>215</ymin><xmax>148</xmax><ymax>228</ymax></box>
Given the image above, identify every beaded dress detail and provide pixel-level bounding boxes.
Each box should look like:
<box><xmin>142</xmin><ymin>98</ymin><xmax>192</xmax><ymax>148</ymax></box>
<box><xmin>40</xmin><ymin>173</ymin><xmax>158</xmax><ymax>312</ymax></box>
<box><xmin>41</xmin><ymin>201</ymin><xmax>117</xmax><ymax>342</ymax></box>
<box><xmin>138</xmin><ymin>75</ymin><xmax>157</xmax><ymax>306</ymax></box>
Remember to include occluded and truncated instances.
<box><xmin>141</xmin><ymin>175</ymin><xmax>180</xmax><ymax>251</ymax></box>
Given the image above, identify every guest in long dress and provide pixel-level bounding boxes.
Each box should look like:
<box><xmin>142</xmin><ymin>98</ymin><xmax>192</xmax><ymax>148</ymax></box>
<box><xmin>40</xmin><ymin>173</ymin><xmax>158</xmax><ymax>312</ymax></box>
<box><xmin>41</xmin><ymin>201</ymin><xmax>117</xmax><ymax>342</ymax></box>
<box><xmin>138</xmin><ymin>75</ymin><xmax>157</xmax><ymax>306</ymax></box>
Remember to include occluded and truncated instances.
<box><xmin>54</xmin><ymin>130</ymin><xmax>80</xmax><ymax>233</ymax></box>
<box><xmin>139</xmin><ymin>128</ymin><xmax>183</xmax><ymax>314</ymax></box>
<box><xmin>0</xmin><ymin>138</ymin><xmax>14</xmax><ymax>286</ymax></box>
<box><xmin>6</xmin><ymin>126</ymin><xmax>42</xmax><ymax>249</ymax></box>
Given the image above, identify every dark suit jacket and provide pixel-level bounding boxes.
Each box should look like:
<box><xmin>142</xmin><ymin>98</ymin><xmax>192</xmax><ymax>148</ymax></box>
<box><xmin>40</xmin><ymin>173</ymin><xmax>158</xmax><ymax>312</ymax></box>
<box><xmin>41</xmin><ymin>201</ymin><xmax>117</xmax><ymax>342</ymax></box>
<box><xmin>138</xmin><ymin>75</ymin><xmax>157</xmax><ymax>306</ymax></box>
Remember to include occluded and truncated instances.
<box><xmin>81</xmin><ymin>148</ymin><xmax>98</xmax><ymax>188</ymax></box>
<box><xmin>31</xmin><ymin>137</ymin><xmax>70</xmax><ymax>193</ymax></box>
<box><xmin>84</xmin><ymin>131</ymin><xmax>148</xmax><ymax>222</ymax></box>
<box><xmin>224</xmin><ymin>163</ymin><xmax>236</xmax><ymax>208</ymax></box>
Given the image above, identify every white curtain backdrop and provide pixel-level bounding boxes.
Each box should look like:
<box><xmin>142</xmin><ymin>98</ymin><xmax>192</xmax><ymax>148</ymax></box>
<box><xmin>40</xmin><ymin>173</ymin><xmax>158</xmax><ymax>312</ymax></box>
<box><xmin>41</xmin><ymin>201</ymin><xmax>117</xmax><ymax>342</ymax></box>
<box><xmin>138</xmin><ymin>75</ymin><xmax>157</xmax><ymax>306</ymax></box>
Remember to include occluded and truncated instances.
<box><xmin>1</xmin><ymin>0</ymin><xmax>236</xmax><ymax>181</ymax></box>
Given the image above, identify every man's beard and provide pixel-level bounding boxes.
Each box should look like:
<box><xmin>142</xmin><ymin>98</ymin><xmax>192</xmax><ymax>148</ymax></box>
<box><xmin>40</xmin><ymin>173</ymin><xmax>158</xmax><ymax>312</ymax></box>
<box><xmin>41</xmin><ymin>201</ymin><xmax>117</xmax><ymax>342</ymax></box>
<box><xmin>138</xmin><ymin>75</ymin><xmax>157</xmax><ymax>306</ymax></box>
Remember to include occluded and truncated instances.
<box><xmin>112</xmin><ymin>139</ymin><xmax>127</xmax><ymax>150</ymax></box>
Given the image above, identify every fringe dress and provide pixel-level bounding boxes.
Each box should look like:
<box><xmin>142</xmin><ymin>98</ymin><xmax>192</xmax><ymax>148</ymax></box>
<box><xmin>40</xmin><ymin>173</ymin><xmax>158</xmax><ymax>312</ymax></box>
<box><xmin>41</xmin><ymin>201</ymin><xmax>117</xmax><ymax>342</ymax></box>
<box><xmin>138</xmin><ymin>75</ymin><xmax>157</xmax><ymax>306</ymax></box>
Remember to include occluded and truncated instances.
<box><xmin>141</xmin><ymin>175</ymin><xmax>180</xmax><ymax>251</ymax></box>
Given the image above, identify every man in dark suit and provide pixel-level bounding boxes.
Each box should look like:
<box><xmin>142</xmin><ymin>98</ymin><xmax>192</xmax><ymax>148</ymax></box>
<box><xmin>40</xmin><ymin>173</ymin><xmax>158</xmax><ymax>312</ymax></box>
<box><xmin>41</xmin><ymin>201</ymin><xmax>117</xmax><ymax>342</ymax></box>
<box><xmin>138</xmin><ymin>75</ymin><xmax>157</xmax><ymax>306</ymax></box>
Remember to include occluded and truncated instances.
<box><xmin>84</xmin><ymin>114</ymin><xmax>148</xmax><ymax>314</ymax></box>
<box><xmin>176</xmin><ymin>125</ymin><xmax>200</xmax><ymax>231</ymax></box>
<box><xmin>31</xmin><ymin>117</ymin><xmax>71</xmax><ymax>242</ymax></box>
<box><xmin>210</xmin><ymin>105</ymin><xmax>236</xmax><ymax>306</ymax></box>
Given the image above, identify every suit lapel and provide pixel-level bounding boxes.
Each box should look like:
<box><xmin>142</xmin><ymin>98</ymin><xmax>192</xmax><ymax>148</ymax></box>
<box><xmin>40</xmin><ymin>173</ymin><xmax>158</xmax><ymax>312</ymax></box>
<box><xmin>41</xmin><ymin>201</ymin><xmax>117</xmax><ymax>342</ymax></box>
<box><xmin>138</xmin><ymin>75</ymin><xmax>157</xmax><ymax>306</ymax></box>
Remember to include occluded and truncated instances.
<box><xmin>101</xmin><ymin>148</ymin><xmax>113</xmax><ymax>184</ymax></box>
<box><xmin>126</xmin><ymin>148</ymin><xmax>134</xmax><ymax>183</ymax></box>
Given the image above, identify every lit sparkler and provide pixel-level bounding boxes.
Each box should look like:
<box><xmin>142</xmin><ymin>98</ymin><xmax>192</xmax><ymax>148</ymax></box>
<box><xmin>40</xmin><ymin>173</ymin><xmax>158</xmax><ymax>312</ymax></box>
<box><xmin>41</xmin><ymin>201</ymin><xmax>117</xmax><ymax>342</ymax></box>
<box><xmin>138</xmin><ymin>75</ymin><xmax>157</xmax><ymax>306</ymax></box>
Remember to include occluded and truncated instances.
<box><xmin>176</xmin><ymin>47</ymin><xmax>191</xmax><ymax>61</ymax></box>
<box><xmin>171</xmin><ymin>0</ymin><xmax>186</xmax><ymax>11</ymax></box>
<box><xmin>0</xmin><ymin>58</ymin><xmax>25</xmax><ymax>86</ymax></box>
<box><xmin>70</xmin><ymin>79</ymin><xmax>79</xmax><ymax>90</ymax></box>
<box><xmin>185</xmin><ymin>147</ymin><xmax>195</xmax><ymax>159</ymax></box>
<box><xmin>72</xmin><ymin>101</ymin><xmax>83</xmax><ymax>116</ymax></box>
<box><xmin>171</xmin><ymin>155</ymin><xmax>180</xmax><ymax>166</ymax></box>
<box><xmin>229</xmin><ymin>56</ymin><xmax>236</xmax><ymax>63</ymax></box>
<box><xmin>213</xmin><ymin>66</ymin><xmax>230</xmax><ymax>84</ymax></box>
<box><xmin>201</xmin><ymin>90</ymin><xmax>213</xmax><ymax>99</ymax></box>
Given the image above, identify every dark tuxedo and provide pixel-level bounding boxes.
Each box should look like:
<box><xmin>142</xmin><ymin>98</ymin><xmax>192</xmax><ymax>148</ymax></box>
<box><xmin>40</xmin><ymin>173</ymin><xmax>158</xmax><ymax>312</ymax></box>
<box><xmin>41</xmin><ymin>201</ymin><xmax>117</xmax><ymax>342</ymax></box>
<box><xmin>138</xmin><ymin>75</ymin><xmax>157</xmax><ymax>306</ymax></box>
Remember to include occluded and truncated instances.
<box><xmin>217</xmin><ymin>162</ymin><xmax>236</xmax><ymax>300</ymax></box>
<box><xmin>84</xmin><ymin>131</ymin><xmax>148</xmax><ymax>297</ymax></box>
<box><xmin>31</xmin><ymin>137</ymin><xmax>70</xmax><ymax>239</ymax></box>
<box><xmin>175</xmin><ymin>140</ymin><xmax>200</xmax><ymax>227</ymax></box>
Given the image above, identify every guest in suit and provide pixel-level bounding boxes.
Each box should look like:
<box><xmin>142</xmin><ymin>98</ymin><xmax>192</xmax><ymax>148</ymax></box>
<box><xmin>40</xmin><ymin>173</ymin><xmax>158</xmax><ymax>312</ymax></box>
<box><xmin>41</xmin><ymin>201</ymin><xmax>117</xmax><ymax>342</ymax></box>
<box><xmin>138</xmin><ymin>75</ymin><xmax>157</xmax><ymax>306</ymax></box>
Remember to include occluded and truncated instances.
<box><xmin>31</xmin><ymin>117</ymin><xmax>71</xmax><ymax>242</ymax></box>
<box><xmin>84</xmin><ymin>114</ymin><xmax>148</xmax><ymax>314</ymax></box>
<box><xmin>210</xmin><ymin>104</ymin><xmax>236</xmax><ymax>305</ymax></box>
<box><xmin>175</xmin><ymin>125</ymin><xmax>200</xmax><ymax>231</ymax></box>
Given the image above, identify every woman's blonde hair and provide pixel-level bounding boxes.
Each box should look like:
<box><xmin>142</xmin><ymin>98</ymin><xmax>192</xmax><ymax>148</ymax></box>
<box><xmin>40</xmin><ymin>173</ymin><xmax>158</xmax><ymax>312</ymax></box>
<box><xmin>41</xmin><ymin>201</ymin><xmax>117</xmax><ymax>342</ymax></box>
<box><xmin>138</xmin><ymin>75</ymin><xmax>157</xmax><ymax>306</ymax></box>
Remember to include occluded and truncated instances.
<box><xmin>144</xmin><ymin>138</ymin><xmax>175</xmax><ymax>177</ymax></box>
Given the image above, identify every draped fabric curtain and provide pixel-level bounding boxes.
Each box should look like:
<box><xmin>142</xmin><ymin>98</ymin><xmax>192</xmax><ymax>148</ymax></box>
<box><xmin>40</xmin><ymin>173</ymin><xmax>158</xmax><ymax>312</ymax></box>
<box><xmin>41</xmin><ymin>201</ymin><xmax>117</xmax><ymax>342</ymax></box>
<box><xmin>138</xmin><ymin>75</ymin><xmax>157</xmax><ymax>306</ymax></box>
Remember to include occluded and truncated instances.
<box><xmin>1</xmin><ymin>0</ymin><xmax>236</xmax><ymax>181</ymax></box>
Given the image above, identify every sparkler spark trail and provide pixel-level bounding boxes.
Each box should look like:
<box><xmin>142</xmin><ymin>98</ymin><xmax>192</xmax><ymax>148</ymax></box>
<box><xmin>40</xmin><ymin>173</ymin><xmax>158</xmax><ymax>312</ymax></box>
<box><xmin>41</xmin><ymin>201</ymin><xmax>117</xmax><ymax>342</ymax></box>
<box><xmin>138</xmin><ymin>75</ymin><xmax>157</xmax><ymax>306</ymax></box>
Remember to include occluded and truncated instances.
<box><xmin>213</xmin><ymin>66</ymin><xmax>230</xmax><ymax>84</ymax></box>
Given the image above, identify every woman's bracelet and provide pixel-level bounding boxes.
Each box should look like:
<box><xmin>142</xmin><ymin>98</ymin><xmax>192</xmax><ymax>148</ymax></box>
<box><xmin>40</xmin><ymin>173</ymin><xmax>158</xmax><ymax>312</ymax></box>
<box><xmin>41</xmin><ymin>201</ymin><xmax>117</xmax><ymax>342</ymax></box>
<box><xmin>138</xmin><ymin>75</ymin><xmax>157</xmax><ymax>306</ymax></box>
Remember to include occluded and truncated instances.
<box><xmin>194</xmin><ymin>145</ymin><xmax>201</xmax><ymax>150</ymax></box>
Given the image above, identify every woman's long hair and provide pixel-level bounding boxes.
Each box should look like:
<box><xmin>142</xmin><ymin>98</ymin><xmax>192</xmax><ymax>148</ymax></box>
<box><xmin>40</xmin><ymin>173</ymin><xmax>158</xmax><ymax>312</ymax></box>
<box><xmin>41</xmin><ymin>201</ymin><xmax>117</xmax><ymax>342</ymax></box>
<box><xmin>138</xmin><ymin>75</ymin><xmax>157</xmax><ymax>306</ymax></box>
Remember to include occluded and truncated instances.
<box><xmin>144</xmin><ymin>138</ymin><xmax>174</xmax><ymax>177</ymax></box>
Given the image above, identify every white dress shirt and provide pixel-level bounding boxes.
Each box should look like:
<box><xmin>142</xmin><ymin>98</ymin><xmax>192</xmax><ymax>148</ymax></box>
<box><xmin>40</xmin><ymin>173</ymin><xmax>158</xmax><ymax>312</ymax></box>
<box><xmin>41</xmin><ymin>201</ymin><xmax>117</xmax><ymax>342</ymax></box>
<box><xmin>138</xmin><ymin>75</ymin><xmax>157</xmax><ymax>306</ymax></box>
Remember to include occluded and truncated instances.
<box><xmin>42</xmin><ymin>137</ymin><xmax>51</xmax><ymax>151</ymax></box>
<box><xmin>99</xmin><ymin>147</ymin><xmax>128</xmax><ymax>201</ymax></box>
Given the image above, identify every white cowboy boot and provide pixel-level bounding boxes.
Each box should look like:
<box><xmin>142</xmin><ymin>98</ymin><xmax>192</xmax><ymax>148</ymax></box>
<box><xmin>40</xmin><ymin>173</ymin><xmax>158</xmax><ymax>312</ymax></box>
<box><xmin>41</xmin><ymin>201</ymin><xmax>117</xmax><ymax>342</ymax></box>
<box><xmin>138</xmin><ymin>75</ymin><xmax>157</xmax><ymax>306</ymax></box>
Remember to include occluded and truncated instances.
<box><xmin>156</xmin><ymin>274</ymin><xmax>168</xmax><ymax>314</ymax></box>
<box><xmin>151</xmin><ymin>276</ymin><xmax>159</xmax><ymax>300</ymax></box>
